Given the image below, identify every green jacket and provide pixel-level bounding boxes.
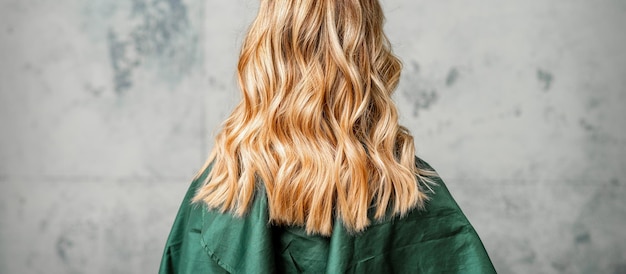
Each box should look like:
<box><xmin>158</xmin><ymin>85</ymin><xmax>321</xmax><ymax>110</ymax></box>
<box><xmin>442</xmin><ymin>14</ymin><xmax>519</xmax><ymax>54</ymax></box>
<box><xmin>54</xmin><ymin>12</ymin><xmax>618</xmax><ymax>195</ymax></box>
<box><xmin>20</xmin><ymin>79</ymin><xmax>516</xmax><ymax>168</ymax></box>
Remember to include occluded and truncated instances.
<box><xmin>159</xmin><ymin>157</ymin><xmax>496</xmax><ymax>273</ymax></box>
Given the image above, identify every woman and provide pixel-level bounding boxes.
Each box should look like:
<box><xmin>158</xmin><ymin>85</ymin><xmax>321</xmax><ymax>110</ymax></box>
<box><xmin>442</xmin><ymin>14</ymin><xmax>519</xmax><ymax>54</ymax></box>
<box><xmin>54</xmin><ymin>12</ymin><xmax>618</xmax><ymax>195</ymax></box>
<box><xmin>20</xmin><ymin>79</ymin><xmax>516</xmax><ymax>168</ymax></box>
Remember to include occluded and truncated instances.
<box><xmin>159</xmin><ymin>0</ymin><xmax>496</xmax><ymax>273</ymax></box>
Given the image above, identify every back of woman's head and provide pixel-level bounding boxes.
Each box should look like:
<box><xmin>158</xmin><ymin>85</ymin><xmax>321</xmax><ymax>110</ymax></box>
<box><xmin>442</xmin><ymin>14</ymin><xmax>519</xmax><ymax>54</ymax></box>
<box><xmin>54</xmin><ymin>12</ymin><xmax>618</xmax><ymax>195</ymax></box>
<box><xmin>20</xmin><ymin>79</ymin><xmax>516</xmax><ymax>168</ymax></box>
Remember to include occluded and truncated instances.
<box><xmin>193</xmin><ymin>0</ymin><xmax>434</xmax><ymax>236</ymax></box>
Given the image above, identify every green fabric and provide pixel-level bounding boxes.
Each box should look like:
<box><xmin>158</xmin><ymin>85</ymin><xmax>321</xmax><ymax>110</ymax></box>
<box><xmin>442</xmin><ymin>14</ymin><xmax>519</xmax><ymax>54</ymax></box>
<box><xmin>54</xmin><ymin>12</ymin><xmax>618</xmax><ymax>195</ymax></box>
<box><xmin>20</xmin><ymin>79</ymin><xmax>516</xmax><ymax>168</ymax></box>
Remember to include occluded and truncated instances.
<box><xmin>159</xmin><ymin>157</ymin><xmax>496</xmax><ymax>273</ymax></box>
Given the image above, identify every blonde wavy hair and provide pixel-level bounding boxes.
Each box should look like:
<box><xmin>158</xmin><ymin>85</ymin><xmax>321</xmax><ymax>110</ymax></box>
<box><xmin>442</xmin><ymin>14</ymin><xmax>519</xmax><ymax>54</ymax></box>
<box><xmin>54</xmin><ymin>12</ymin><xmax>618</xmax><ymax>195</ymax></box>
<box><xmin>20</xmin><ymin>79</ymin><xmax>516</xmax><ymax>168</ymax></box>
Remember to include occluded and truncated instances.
<box><xmin>192</xmin><ymin>0</ymin><xmax>436</xmax><ymax>236</ymax></box>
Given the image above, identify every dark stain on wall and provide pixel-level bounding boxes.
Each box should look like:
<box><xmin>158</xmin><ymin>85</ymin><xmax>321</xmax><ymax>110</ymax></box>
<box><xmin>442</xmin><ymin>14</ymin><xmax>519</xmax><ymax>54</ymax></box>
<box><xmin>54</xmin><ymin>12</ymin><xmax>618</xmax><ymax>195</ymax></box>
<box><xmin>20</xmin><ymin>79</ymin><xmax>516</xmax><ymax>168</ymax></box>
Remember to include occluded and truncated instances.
<box><xmin>106</xmin><ymin>0</ymin><xmax>199</xmax><ymax>94</ymax></box>
<box><xmin>586</xmin><ymin>96</ymin><xmax>602</xmax><ymax>110</ymax></box>
<box><xmin>613</xmin><ymin>263</ymin><xmax>626</xmax><ymax>274</ymax></box>
<box><xmin>129</xmin><ymin>0</ymin><xmax>191</xmax><ymax>58</ymax></box>
<box><xmin>574</xmin><ymin>231</ymin><xmax>591</xmax><ymax>244</ymax></box>
<box><xmin>84</xmin><ymin>83</ymin><xmax>105</xmax><ymax>97</ymax></box>
<box><xmin>54</xmin><ymin>221</ymin><xmax>99</xmax><ymax>272</ymax></box>
<box><xmin>551</xmin><ymin>261</ymin><xmax>567</xmax><ymax>272</ymax></box>
<box><xmin>39</xmin><ymin>219</ymin><xmax>49</xmax><ymax>232</ymax></box>
<box><xmin>611</xmin><ymin>178</ymin><xmax>620</xmax><ymax>186</ymax></box>
<box><xmin>554</xmin><ymin>182</ymin><xmax>626</xmax><ymax>273</ymax></box>
<box><xmin>108</xmin><ymin>31</ymin><xmax>135</xmax><ymax>93</ymax></box>
<box><xmin>579</xmin><ymin>118</ymin><xmax>595</xmax><ymax>132</ymax></box>
<box><xmin>536</xmin><ymin>69</ymin><xmax>553</xmax><ymax>91</ymax></box>
<box><xmin>410</xmin><ymin>89</ymin><xmax>438</xmax><ymax>117</ymax></box>
<box><xmin>445</xmin><ymin>67</ymin><xmax>459</xmax><ymax>87</ymax></box>
<box><xmin>399</xmin><ymin>60</ymin><xmax>439</xmax><ymax>117</ymax></box>
<box><xmin>56</xmin><ymin>235</ymin><xmax>73</xmax><ymax>263</ymax></box>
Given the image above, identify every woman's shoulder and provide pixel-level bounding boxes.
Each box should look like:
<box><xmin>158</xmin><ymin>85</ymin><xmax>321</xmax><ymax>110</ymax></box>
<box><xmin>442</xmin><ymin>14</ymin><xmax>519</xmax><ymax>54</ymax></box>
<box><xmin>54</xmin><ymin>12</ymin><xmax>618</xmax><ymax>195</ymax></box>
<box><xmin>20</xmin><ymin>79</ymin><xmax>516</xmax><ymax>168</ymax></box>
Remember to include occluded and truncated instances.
<box><xmin>341</xmin><ymin>156</ymin><xmax>496</xmax><ymax>273</ymax></box>
<box><xmin>410</xmin><ymin>155</ymin><xmax>468</xmax><ymax>220</ymax></box>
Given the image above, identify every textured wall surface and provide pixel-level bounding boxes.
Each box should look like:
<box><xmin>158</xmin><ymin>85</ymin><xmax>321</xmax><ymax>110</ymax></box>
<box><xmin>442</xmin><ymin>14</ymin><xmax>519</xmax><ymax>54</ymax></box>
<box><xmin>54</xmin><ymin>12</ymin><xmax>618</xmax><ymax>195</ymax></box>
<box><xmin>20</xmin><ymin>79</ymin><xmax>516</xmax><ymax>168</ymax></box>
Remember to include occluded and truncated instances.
<box><xmin>0</xmin><ymin>0</ymin><xmax>625</xmax><ymax>273</ymax></box>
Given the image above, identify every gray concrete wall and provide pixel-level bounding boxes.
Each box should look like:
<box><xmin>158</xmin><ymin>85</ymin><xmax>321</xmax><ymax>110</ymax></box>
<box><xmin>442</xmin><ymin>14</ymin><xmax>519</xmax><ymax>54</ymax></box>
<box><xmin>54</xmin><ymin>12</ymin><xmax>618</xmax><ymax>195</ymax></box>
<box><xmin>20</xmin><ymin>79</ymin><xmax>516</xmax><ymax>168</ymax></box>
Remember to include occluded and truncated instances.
<box><xmin>0</xmin><ymin>0</ymin><xmax>624</xmax><ymax>273</ymax></box>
